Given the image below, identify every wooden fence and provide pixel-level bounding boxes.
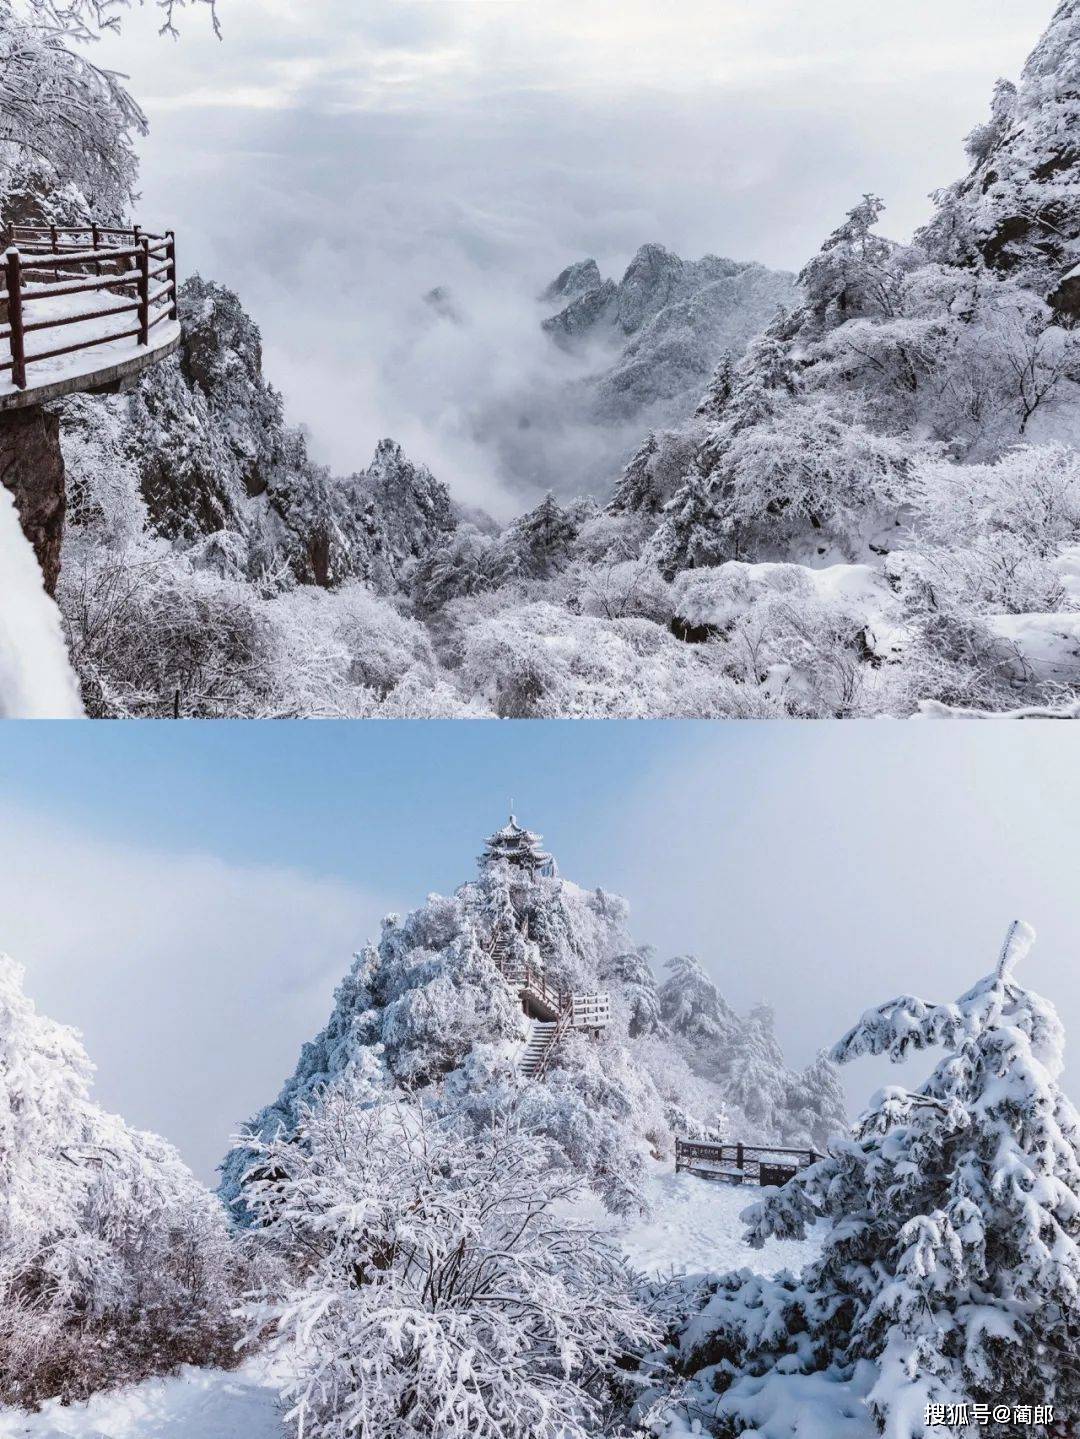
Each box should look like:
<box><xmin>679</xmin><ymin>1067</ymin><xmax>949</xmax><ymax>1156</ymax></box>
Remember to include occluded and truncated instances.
<box><xmin>675</xmin><ymin>1138</ymin><xmax>821</xmax><ymax>1187</ymax></box>
<box><xmin>2</xmin><ymin>224</ymin><xmax>177</xmax><ymax>392</ymax></box>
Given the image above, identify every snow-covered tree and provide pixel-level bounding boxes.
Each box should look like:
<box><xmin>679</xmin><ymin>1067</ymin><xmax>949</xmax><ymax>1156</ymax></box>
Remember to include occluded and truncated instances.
<box><xmin>0</xmin><ymin>0</ymin><xmax>216</xmax><ymax>217</ymax></box>
<box><xmin>681</xmin><ymin>921</ymin><xmax>1080</xmax><ymax>1438</ymax></box>
<box><xmin>659</xmin><ymin>955</ymin><xmax>740</xmax><ymax>1049</ymax></box>
<box><xmin>0</xmin><ymin>952</ymin><xmax>242</xmax><ymax>1406</ymax></box>
<box><xmin>243</xmin><ymin>1087</ymin><xmax>660</xmax><ymax>1439</ymax></box>
<box><xmin>920</xmin><ymin>0</ymin><xmax>1080</xmax><ymax>312</ymax></box>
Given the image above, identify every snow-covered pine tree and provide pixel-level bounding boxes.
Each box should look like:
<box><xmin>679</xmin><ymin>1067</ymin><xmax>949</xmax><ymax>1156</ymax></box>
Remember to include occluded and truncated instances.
<box><xmin>658</xmin><ymin>954</ymin><xmax>741</xmax><ymax>1047</ymax></box>
<box><xmin>244</xmin><ymin>1085</ymin><xmax>660</xmax><ymax>1439</ymax></box>
<box><xmin>493</xmin><ymin>494</ymin><xmax>594</xmax><ymax>583</ymax></box>
<box><xmin>600</xmin><ymin>946</ymin><xmax>664</xmax><ymax>1038</ymax></box>
<box><xmin>682</xmin><ymin>921</ymin><xmax>1079</xmax><ymax>1438</ymax></box>
<box><xmin>786</xmin><ymin>1047</ymin><xmax>850</xmax><ymax>1153</ymax></box>
<box><xmin>0</xmin><ymin>953</ymin><xmax>242</xmax><ymax>1406</ymax></box>
<box><xmin>723</xmin><ymin>1003</ymin><xmax>795</xmax><ymax>1137</ymax></box>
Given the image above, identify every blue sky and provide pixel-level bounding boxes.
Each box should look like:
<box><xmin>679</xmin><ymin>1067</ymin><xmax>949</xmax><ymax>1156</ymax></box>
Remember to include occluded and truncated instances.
<box><xmin>1</xmin><ymin>721</ymin><xmax>1076</xmax><ymax>1179</ymax></box>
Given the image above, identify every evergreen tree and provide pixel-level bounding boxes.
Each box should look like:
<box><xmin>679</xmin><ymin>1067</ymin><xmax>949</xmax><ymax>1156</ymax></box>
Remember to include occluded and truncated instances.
<box><xmin>658</xmin><ymin>954</ymin><xmax>740</xmax><ymax>1048</ymax></box>
<box><xmin>786</xmin><ymin>1048</ymin><xmax>850</xmax><ymax>1152</ymax></box>
<box><xmin>699</xmin><ymin>921</ymin><xmax>1080</xmax><ymax>1438</ymax></box>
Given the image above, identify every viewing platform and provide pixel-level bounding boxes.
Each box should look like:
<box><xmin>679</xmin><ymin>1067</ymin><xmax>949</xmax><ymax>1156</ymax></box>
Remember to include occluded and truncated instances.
<box><xmin>675</xmin><ymin>1138</ymin><xmax>821</xmax><ymax>1188</ymax></box>
<box><xmin>0</xmin><ymin>224</ymin><xmax>180</xmax><ymax>412</ymax></box>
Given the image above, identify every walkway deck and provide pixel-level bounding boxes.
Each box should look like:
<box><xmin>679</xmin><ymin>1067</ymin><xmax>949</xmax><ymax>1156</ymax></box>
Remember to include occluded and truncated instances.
<box><xmin>1</xmin><ymin>225</ymin><xmax>179</xmax><ymax>411</ymax></box>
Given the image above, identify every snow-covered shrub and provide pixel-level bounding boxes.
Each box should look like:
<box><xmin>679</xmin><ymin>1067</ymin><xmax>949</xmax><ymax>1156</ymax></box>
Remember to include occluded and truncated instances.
<box><xmin>575</xmin><ymin>558</ymin><xmax>674</xmax><ymax>624</ymax></box>
<box><xmin>453</xmin><ymin>600</ymin><xmax>783</xmax><ymax>718</ymax></box>
<box><xmin>670</xmin><ymin>563</ymin><xmax>898</xmax><ymax>718</ymax></box>
<box><xmin>244</xmin><ymin>1091</ymin><xmax>660</xmax><ymax>1439</ymax></box>
<box><xmin>910</xmin><ymin>444</ymin><xmax>1080</xmax><ymax>565</ymax></box>
<box><xmin>674</xmin><ymin>921</ymin><xmax>1080</xmax><ymax>1438</ymax></box>
<box><xmin>59</xmin><ymin>539</ymin><xmax>279</xmax><ymax>718</ymax></box>
<box><xmin>0</xmin><ymin>954</ymin><xmax>243</xmax><ymax>1408</ymax></box>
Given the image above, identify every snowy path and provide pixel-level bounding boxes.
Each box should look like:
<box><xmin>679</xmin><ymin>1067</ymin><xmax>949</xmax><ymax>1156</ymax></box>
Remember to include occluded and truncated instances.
<box><xmin>0</xmin><ymin>1168</ymin><xmax>818</xmax><ymax>1437</ymax></box>
<box><xmin>0</xmin><ymin>1366</ymin><xmax>284</xmax><ymax>1439</ymax></box>
<box><xmin>0</xmin><ymin>285</ymin><xmax>180</xmax><ymax>406</ymax></box>
<box><xmin>613</xmin><ymin>1169</ymin><xmax>820</xmax><ymax>1277</ymax></box>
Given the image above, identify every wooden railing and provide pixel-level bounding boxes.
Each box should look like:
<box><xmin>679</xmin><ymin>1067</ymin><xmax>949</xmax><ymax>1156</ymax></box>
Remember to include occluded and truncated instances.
<box><xmin>569</xmin><ymin>992</ymin><xmax>611</xmax><ymax>1031</ymax></box>
<box><xmin>675</xmin><ymin>1139</ymin><xmax>821</xmax><ymax>1187</ymax></box>
<box><xmin>2</xmin><ymin>224</ymin><xmax>177</xmax><ymax>392</ymax></box>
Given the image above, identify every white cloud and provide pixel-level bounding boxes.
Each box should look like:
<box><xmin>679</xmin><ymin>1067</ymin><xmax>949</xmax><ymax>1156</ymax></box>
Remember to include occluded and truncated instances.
<box><xmin>0</xmin><ymin>811</ymin><xmax>392</xmax><ymax>1182</ymax></box>
<box><xmin>86</xmin><ymin>0</ymin><xmax>1053</xmax><ymax>507</ymax></box>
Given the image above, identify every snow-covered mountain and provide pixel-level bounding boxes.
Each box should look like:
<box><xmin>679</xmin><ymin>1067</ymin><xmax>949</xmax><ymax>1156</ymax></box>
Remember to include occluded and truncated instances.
<box><xmin>220</xmin><ymin>815</ymin><xmax>846</xmax><ymax>1220</ymax></box>
<box><xmin>541</xmin><ymin>243</ymin><xmax>797</xmax><ymax>425</ymax></box>
<box><xmin>60</xmin><ymin>277</ymin><xmax>460</xmax><ymax>592</ymax></box>
<box><xmin>3</xmin><ymin>0</ymin><xmax>1078</xmax><ymax>721</ymax></box>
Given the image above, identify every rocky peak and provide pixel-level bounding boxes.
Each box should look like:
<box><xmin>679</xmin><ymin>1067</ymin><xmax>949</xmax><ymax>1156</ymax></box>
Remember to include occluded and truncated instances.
<box><xmin>540</xmin><ymin>258</ymin><xmax>603</xmax><ymax>306</ymax></box>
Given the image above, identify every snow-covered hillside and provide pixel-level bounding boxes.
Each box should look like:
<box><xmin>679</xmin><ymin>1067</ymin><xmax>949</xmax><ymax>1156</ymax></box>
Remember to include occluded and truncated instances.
<box><xmin>4</xmin><ymin>8</ymin><xmax>1080</xmax><ymax>718</ymax></box>
<box><xmin>17</xmin><ymin>0</ymin><xmax>1075</xmax><ymax>719</ymax></box>
<box><xmin>222</xmin><ymin>815</ymin><xmax>846</xmax><ymax>1221</ymax></box>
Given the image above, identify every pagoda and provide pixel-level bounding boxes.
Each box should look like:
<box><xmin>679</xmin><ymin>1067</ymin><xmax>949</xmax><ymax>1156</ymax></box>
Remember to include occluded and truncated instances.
<box><xmin>479</xmin><ymin>814</ymin><xmax>558</xmax><ymax>879</ymax></box>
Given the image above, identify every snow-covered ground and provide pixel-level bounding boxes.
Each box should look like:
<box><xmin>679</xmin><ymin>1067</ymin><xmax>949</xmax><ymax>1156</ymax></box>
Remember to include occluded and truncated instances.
<box><xmin>0</xmin><ymin>1365</ymin><xmax>283</xmax><ymax>1439</ymax></box>
<box><xmin>604</xmin><ymin>1166</ymin><xmax>822</xmax><ymax>1279</ymax></box>
<box><xmin>0</xmin><ymin>1168</ymin><xmax>817</xmax><ymax>1437</ymax></box>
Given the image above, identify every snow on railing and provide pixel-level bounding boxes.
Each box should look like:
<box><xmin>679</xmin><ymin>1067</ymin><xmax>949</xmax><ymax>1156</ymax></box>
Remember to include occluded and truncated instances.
<box><xmin>2</xmin><ymin>224</ymin><xmax>177</xmax><ymax>394</ymax></box>
<box><xmin>568</xmin><ymin>993</ymin><xmax>611</xmax><ymax>1031</ymax></box>
<box><xmin>674</xmin><ymin>1139</ymin><xmax>820</xmax><ymax>1187</ymax></box>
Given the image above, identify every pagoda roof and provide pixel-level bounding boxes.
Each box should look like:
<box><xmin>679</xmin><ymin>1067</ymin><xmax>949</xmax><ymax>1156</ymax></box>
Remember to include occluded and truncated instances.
<box><xmin>480</xmin><ymin>814</ymin><xmax>556</xmax><ymax>872</ymax></box>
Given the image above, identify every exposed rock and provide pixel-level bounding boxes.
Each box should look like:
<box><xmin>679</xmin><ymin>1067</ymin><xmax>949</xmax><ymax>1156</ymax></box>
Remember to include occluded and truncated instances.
<box><xmin>918</xmin><ymin>0</ymin><xmax>1080</xmax><ymax>303</ymax></box>
<box><xmin>539</xmin><ymin>258</ymin><xmax>604</xmax><ymax>306</ymax></box>
<box><xmin>535</xmin><ymin>244</ymin><xmax>798</xmax><ymax>479</ymax></box>
<box><xmin>0</xmin><ymin>405</ymin><xmax>66</xmax><ymax>594</ymax></box>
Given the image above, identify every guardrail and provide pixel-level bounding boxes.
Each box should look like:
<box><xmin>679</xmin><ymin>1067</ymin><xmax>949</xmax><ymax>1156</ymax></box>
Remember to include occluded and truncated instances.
<box><xmin>675</xmin><ymin>1138</ymin><xmax>821</xmax><ymax>1187</ymax></box>
<box><xmin>1</xmin><ymin>224</ymin><xmax>177</xmax><ymax>392</ymax></box>
<box><xmin>569</xmin><ymin>993</ymin><xmax>611</xmax><ymax>1030</ymax></box>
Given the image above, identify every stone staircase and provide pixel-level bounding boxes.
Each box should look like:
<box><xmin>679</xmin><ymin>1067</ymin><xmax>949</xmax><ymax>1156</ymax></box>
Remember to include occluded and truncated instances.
<box><xmin>518</xmin><ymin>1019</ymin><xmax>561</xmax><ymax>1078</ymax></box>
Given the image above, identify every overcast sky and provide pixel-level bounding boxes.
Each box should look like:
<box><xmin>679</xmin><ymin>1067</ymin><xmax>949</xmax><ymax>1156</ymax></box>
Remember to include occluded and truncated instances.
<box><xmin>87</xmin><ymin>0</ymin><xmax>1053</xmax><ymax>513</ymax></box>
<box><xmin>0</xmin><ymin>722</ymin><xmax>1076</xmax><ymax>1182</ymax></box>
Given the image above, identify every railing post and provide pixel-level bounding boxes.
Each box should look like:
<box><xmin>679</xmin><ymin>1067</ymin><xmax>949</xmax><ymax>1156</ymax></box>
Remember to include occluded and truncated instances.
<box><xmin>5</xmin><ymin>248</ymin><xmax>26</xmax><ymax>389</ymax></box>
<box><xmin>736</xmin><ymin>1142</ymin><xmax>745</xmax><ymax>1172</ymax></box>
<box><xmin>166</xmin><ymin>229</ymin><xmax>177</xmax><ymax>320</ymax></box>
<box><xmin>137</xmin><ymin>236</ymin><xmax>150</xmax><ymax>346</ymax></box>
<box><xmin>91</xmin><ymin>222</ymin><xmax>101</xmax><ymax>278</ymax></box>
<box><xmin>49</xmin><ymin>224</ymin><xmax>58</xmax><ymax>255</ymax></box>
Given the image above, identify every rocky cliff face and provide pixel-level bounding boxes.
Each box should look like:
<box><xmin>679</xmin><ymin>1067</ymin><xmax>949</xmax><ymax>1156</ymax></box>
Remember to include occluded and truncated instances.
<box><xmin>0</xmin><ymin>406</ymin><xmax>66</xmax><ymax>594</ymax></box>
<box><xmin>59</xmin><ymin>277</ymin><xmax>461</xmax><ymax>592</ymax></box>
<box><xmin>918</xmin><ymin>0</ymin><xmax>1080</xmax><ymax>316</ymax></box>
